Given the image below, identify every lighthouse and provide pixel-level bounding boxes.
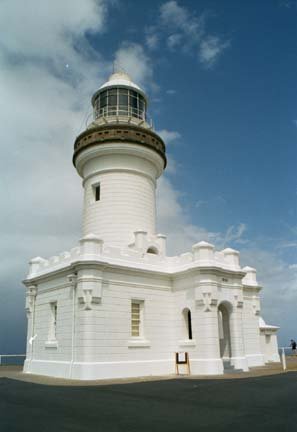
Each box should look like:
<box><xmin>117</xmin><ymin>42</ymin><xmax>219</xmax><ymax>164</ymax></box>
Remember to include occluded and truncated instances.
<box><xmin>23</xmin><ymin>71</ymin><xmax>280</xmax><ymax>380</ymax></box>
<box><xmin>74</xmin><ymin>71</ymin><xmax>166</xmax><ymax>248</ymax></box>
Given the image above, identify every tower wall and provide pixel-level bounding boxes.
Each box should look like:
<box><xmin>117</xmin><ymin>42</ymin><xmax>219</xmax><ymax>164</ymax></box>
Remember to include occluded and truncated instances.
<box><xmin>82</xmin><ymin>167</ymin><xmax>156</xmax><ymax>247</ymax></box>
<box><xmin>75</xmin><ymin>136</ymin><xmax>165</xmax><ymax>248</ymax></box>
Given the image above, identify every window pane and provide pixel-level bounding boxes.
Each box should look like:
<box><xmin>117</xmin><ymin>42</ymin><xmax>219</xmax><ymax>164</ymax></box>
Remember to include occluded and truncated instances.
<box><xmin>109</xmin><ymin>94</ymin><xmax>117</xmax><ymax>106</ymax></box>
<box><xmin>139</xmin><ymin>97</ymin><xmax>145</xmax><ymax>112</ymax></box>
<box><xmin>100</xmin><ymin>95</ymin><xmax>107</xmax><ymax>108</ymax></box>
<box><xmin>131</xmin><ymin>302</ymin><xmax>141</xmax><ymax>337</ymax></box>
<box><xmin>129</xmin><ymin>95</ymin><xmax>138</xmax><ymax>109</ymax></box>
<box><xmin>108</xmin><ymin>88</ymin><xmax>117</xmax><ymax>96</ymax></box>
<box><xmin>95</xmin><ymin>185</ymin><xmax>100</xmax><ymax>201</ymax></box>
<box><xmin>119</xmin><ymin>93</ymin><xmax>128</xmax><ymax>106</ymax></box>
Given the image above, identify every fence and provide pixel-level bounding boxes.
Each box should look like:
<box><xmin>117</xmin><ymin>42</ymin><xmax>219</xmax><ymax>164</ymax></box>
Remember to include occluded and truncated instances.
<box><xmin>0</xmin><ymin>354</ymin><xmax>26</xmax><ymax>366</ymax></box>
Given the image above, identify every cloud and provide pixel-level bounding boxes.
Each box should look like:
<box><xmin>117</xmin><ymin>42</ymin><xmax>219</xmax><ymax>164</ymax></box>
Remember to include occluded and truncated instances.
<box><xmin>157</xmin><ymin>177</ymin><xmax>210</xmax><ymax>253</ymax></box>
<box><xmin>223</xmin><ymin>223</ymin><xmax>248</xmax><ymax>246</ymax></box>
<box><xmin>195</xmin><ymin>200</ymin><xmax>208</xmax><ymax>209</ymax></box>
<box><xmin>167</xmin><ymin>33</ymin><xmax>183</xmax><ymax>50</ymax></box>
<box><xmin>160</xmin><ymin>0</ymin><xmax>203</xmax><ymax>37</ymax></box>
<box><xmin>114</xmin><ymin>42</ymin><xmax>154</xmax><ymax>90</ymax></box>
<box><xmin>240</xmin><ymin>247</ymin><xmax>297</xmax><ymax>344</ymax></box>
<box><xmin>157</xmin><ymin>129</ymin><xmax>181</xmax><ymax>145</ymax></box>
<box><xmin>166</xmin><ymin>89</ymin><xmax>176</xmax><ymax>95</ymax></box>
<box><xmin>156</xmin><ymin>1</ymin><xmax>229</xmax><ymax>67</ymax></box>
<box><xmin>199</xmin><ymin>36</ymin><xmax>230</xmax><ymax>68</ymax></box>
<box><xmin>0</xmin><ymin>0</ymin><xmax>111</xmax><ymax>352</ymax></box>
<box><xmin>145</xmin><ymin>33</ymin><xmax>159</xmax><ymax>50</ymax></box>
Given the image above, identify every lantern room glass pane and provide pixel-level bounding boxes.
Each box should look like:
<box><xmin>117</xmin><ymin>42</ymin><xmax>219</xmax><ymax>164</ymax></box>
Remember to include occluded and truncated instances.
<box><xmin>119</xmin><ymin>93</ymin><xmax>128</xmax><ymax>106</ymax></box>
<box><xmin>108</xmin><ymin>93</ymin><xmax>117</xmax><ymax>106</ymax></box>
<box><xmin>94</xmin><ymin>87</ymin><xmax>146</xmax><ymax>120</ymax></box>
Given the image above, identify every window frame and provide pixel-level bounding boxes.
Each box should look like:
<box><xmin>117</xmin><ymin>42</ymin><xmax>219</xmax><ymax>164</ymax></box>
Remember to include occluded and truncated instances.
<box><xmin>131</xmin><ymin>299</ymin><xmax>144</xmax><ymax>339</ymax></box>
<box><xmin>48</xmin><ymin>301</ymin><xmax>58</xmax><ymax>343</ymax></box>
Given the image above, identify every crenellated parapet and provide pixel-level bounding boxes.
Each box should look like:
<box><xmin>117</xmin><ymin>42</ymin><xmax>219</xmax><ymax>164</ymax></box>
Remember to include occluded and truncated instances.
<box><xmin>25</xmin><ymin>237</ymin><xmax>254</xmax><ymax>282</ymax></box>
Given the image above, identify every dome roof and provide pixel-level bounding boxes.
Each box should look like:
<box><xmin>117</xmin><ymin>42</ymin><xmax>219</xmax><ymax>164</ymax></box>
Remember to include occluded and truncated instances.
<box><xmin>99</xmin><ymin>71</ymin><xmax>144</xmax><ymax>94</ymax></box>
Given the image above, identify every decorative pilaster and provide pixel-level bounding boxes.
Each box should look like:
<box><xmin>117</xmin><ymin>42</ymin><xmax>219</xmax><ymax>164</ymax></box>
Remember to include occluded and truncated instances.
<box><xmin>194</xmin><ymin>277</ymin><xmax>223</xmax><ymax>374</ymax></box>
<box><xmin>229</xmin><ymin>291</ymin><xmax>249</xmax><ymax>371</ymax></box>
<box><xmin>25</xmin><ymin>284</ymin><xmax>37</xmax><ymax>318</ymax></box>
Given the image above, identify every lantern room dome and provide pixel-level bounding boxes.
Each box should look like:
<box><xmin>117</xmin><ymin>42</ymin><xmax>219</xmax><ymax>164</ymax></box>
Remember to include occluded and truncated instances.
<box><xmin>97</xmin><ymin>71</ymin><xmax>145</xmax><ymax>96</ymax></box>
<box><xmin>91</xmin><ymin>71</ymin><xmax>148</xmax><ymax>123</ymax></box>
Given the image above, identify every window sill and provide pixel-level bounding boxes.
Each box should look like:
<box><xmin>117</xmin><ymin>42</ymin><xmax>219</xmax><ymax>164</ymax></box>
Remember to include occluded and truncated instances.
<box><xmin>128</xmin><ymin>339</ymin><xmax>151</xmax><ymax>348</ymax></box>
<box><xmin>178</xmin><ymin>339</ymin><xmax>196</xmax><ymax>347</ymax></box>
<box><xmin>45</xmin><ymin>340</ymin><xmax>58</xmax><ymax>349</ymax></box>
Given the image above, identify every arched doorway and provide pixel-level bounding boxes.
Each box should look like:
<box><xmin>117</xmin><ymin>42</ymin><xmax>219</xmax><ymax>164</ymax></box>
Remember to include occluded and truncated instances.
<box><xmin>218</xmin><ymin>302</ymin><xmax>232</xmax><ymax>361</ymax></box>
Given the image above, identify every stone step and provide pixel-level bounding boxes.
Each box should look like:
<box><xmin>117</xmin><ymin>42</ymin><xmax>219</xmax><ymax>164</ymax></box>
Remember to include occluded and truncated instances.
<box><xmin>224</xmin><ymin>368</ymin><xmax>244</xmax><ymax>374</ymax></box>
<box><xmin>223</xmin><ymin>360</ymin><xmax>243</xmax><ymax>374</ymax></box>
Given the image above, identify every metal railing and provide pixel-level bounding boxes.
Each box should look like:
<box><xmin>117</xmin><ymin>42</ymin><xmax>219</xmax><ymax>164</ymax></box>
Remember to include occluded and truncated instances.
<box><xmin>94</xmin><ymin>105</ymin><xmax>147</xmax><ymax>121</ymax></box>
<box><xmin>0</xmin><ymin>354</ymin><xmax>26</xmax><ymax>366</ymax></box>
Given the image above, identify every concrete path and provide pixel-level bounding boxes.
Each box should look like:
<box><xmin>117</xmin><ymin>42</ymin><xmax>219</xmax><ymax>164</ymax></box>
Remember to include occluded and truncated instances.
<box><xmin>1</xmin><ymin>357</ymin><xmax>297</xmax><ymax>386</ymax></box>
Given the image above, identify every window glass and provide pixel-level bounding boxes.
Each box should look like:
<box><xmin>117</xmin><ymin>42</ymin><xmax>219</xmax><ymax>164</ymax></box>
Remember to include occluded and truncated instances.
<box><xmin>108</xmin><ymin>88</ymin><xmax>117</xmax><ymax>96</ymax></box>
<box><xmin>131</xmin><ymin>300</ymin><xmax>144</xmax><ymax>337</ymax></box>
<box><xmin>129</xmin><ymin>93</ymin><xmax>138</xmax><ymax>109</ymax></box>
<box><xmin>119</xmin><ymin>93</ymin><xmax>128</xmax><ymax>106</ymax></box>
<box><xmin>95</xmin><ymin>184</ymin><xmax>100</xmax><ymax>201</ymax></box>
<box><xmin>108</xmin><ymin>94</ymin><xmax>117</xmax><ymax>106</ymax></box>
<box><xmin>100</xmin><ymin>93</ymin><xmax>107</xmax><ymax>108</ymax></box>
<box><xmin>138</xmin><ymin>98</ymin><xmax>144</xmax><ymax>112</ymax></box>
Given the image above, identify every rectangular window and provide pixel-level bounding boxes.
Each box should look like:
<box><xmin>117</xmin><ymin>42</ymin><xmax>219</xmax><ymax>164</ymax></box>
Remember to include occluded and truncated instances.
<box><xmin>131</xmin><ymin>300</ymin><xmax>144</xmax><ymax>337</ymax></box>
<box><xmin>93</xmin><ymin>184</ymin><xmax>100</xmax><ymax>201</ymax></box>
<box><xmin>48</xmin><ymin>301</ymin><xmax>57</xmax><ymax>341</ymax></box>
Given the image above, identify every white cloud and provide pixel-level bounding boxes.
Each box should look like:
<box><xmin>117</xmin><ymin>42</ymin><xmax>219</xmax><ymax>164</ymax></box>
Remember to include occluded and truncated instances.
<box><xmin>155</xmin><ymin>1</ymin><xmax>230</xmax><ymax>67</ymax></box>
<box><xmin>166</xmin><ymin>89</ymin><xmax>176</xmax><ymax>95</ymax></box>
<box><xmin>195</xmin><ymin>200</ymin><xmax>207</xmax><ymax>209</ymax></box>
<box><xmin>146</xmin><ymin>33</ymin><xmax>159</xmax><ymax>50</ymax></box>
<box><xmin>167</xmin><ymin>33</ymin><xmax>183</xmax><ymax>50</ymax></box>
<box><xmin>157</xmin><ymin>129</ymin><xmax>181</xmax><ymax>145</ymax></box>
<box><xmin>240</xmin><ymin>247</ymin><xmax>297</xmax><ymax>343</ymax></box>
<box><xmin>0</xmin><ymin>0</ymin><xmax>111</xmax><ymax>351</ymax></box>
<box><xmin>114</xmin><ymin>42</ymin><xmax>154</xmax><ymax>90</ymax></box>
<box><xmin>223</xmin><ymin>223</ymin><xmax>248</xmax><ymax>246</ymax></box>
<box><xmin>157</xmin><ymin>177</ymin><xmax>210</xmax><ymax>253</ymax></box>
<box><xmin>160</xmin><ymin>0</ymin><xmax>201</xmax><ymax>35</ymax></box>
<box><xmin>199</xmin><ymin>36</ymin><xmax>230</xmax><ymax>68</ymax></box>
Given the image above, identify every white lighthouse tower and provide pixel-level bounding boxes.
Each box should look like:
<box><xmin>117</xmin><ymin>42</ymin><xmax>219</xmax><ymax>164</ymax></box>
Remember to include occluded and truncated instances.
<box><xmin>23</xmin><ymin>71</ymin><xmax>280</xmax><ymax>380</ymax></box>
<box><xmin>74</xmin><ymin>71</ymin><xmax>166</xmax><ymax>249</ymax></box>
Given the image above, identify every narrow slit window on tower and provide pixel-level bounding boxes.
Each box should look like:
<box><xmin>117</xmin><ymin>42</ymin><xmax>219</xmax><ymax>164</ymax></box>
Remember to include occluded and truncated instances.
<box><xmin>93</xmin><ymin>184</ymin><xmax>100</xmax><ymax>202</ymax></box>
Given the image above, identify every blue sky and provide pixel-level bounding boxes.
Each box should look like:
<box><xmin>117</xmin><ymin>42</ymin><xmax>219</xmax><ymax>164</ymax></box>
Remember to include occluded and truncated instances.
<box><xmin>0</xmin><ymin>0</ymin><xmax>296</xmax><ymax>353</ymax></box>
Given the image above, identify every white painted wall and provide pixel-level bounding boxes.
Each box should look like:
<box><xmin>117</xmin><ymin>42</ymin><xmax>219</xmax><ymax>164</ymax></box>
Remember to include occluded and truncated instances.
<box><xmin>75</xmin><ymin>143</ymin><xmax>164</xmax><ymax>248</ymax></box>
<box><xmin>260</xmin><ymin>332</ymin><xmax>280</xmax><ymax>363</ymax></box>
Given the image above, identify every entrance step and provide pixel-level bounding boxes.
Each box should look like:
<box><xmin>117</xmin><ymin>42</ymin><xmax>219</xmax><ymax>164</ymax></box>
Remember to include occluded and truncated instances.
<box><xmin>223</xmin><ymin>360</ymin><xmax>243</xmax><ymax>375</ymax></box>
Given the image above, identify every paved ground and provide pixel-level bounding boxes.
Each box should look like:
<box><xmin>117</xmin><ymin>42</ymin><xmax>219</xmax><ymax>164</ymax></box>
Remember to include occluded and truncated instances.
<box><xmin>1</xmin><ymin>357</ymin><xmax>297</xmax><ymax>386</ymax></box>
<box><xmin>1</xmin><ymin>368</ymin><xmax>297</xmax><ymax>431</ymax></box>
